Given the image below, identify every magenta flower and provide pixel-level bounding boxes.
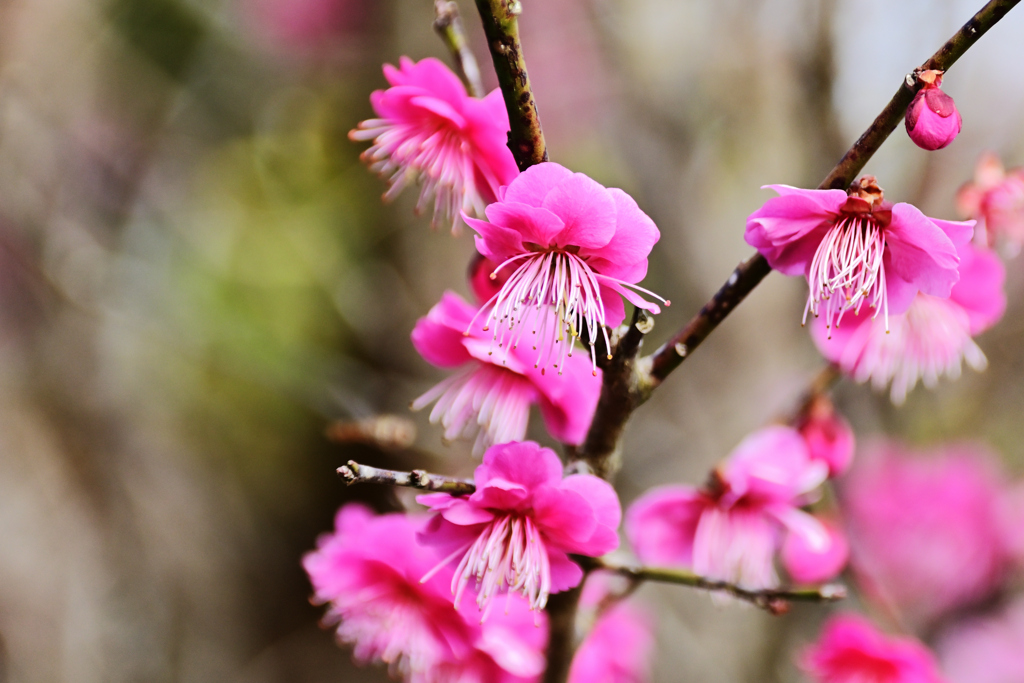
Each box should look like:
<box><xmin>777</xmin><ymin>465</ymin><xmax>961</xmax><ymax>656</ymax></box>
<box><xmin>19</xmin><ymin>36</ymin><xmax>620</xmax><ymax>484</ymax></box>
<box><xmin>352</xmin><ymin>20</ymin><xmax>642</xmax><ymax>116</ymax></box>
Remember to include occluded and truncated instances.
<box><xmin>464</xmin><ymin>162</ymin><xmax>667</xmax><ymax>371</ymax></box>
<box><xmin>745</xmin><ymin>176</ymin><xmax>974</xmax><ymax>331</ymax></box>
<box><xmin>905</xmin><ymin>70</ymin><xmax>962</xmax><ymax>151</ymax></box>
<box><xmin>796</xmin><ymin>396</ymin><xmax>855</xmax><ymax>477</ymax></box>
<box><xmin>568</xmin><ymin>573</ymin><xmax>654</xmax><ymax>683</ymax></box>
<box><xmin>411</xmin><ymin>291</ymin><xmax>601</xmax><ymax>454</ymax></box>
<box><xmin>801</xmin><ymin>614</ymin><xmax>949</xmax><ymax>683</ymax></box>
<box><xmin>810</xmin><ymin>241</ymin><xmax>1006</xmax><ymax>404</ymax></box>
<box><xmin>303</xmin><ymin>504</ymin><xmax>546</xmax><ymax>682</ymax></box>
<box><xmin>417</xmin><ymin>441</ymin><xmax>621</xmax><ymax>615</ymax></box>
<box><xmin>625</xmin><ymin>426</ymin><xmax>831</xmax><ymax>590</ymax></box>
<box><xmin>349</xmin><ymin>57</ymin><xmax>519</xmax><ymax>232</ymax></box>
<box><xmin>840</xmin><ymin>441</ymin><xmax>1011</xmax><ymax>628</ymax></box>
<box><xmin>956</xmin><ymin>152</ymin><xmax>1024</xmax><ymax>254</ymax></box>
<box><xmin>938</xmin><ymin>596</ymin><xmax>1024</xmax><ymax>683</ymax></box>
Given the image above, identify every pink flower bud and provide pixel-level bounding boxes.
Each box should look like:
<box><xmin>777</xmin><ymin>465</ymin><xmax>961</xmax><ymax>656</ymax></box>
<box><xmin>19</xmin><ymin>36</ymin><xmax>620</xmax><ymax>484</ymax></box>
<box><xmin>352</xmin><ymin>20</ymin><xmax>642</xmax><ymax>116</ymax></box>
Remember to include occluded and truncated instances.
<box><xmin>797</xmin><ymin>396</ymin><xmax>855</xmax><ymax>477</ymax></box>
<box><xmin>905</xmin><ymin>70</ymin><xmax>962</xmax><ymax>151</ymax></box>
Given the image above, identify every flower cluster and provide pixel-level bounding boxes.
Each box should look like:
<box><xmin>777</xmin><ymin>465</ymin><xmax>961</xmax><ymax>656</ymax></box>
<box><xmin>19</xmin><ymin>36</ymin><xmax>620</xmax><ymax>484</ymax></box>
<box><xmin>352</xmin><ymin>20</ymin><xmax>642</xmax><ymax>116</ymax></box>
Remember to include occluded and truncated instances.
<box><xmin>321</xmin><ymin>19</ymin><xmax>1020</xmax><ymax>682</ymax></box>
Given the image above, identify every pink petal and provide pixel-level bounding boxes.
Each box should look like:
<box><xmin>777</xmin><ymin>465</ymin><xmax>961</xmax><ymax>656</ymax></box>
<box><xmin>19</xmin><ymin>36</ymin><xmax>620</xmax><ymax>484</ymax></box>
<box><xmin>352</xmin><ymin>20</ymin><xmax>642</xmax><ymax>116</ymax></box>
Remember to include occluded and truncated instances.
<box><xmin>884</xmin><ymin>203</ymin><xmax>961</xmax><ymax>306</ymax></box>
<box><xmin>548</xmin><ymin>549</ymin><xmax>585</xmax><ymax>593</ymax></box>
<box><xmin>473</xmin><ymin>478</ymin><xmax>532</xmax><ymax>511</ymax></box>
<box><xmin>542</xmin><ymin>173</ymin><xmax>617</xmax><ymax>249</ymax></box>
<box><xmin>502</xmin><ymin>162</ymin><xmax>574</xmax><ymax>207</ymax></box>
<box><xmin>466</xmin><ymin>214</ymin><xmax>526</xmax><ymax>263</ymax></box>
<box><xmin>950</xmin><ymin>242</ymin><xmax>1006</xmax><ymax>334</ymax></box>
<box><xmin>781</xmin><ymin>519</ymin><xmax>849</xmax><ymax>584</ymax></box>
<box><xmin>529</xmin><ymin>355</ymin><xmax>602</xmax><ymax>445</ymax></box>
<box><xmin>411</xmin><ymin>291</ymin><xmax>475</xmax><ymax>368</ymax></box>
<box><xmin>598</xmin><ymin>283</ymin><xmax>627</xmax><ymax>327</ymax></box>
<box><xmin>625</xmin><ymin>485</ymin><xmax>706</xmax><ymax>566</ymax></box>
<box><xmin>577</xmin><ymin>188</ymin><xmax>659</xmax><ymax>281</ymax></box>
<box><xmin>744</xmin><ymin>186</ymin><xmax>845</xmax><ymax>275</ymax></box>
<box><xmin>483</xmin><ymin>201</ymin><xmax>566</xmax><ymax>248</ymax></box>
<box><xmin>720</xmin><ymin>425</ymin><xmax>819</xmax><ymax>504</ymax></box>
<box><xmin>475</xmin><ymin>441</ymin><xmax>565</xmax><ymax>492</ymax></box>
<box><xmin>558</xmin><ymin>474</ymin><xmax>622</xmax><ymax>555</ymax></box>
<box><xmin>532</xmin><ymin>484</ymin><xmax>600</xmax><ymax>551</ymax></box>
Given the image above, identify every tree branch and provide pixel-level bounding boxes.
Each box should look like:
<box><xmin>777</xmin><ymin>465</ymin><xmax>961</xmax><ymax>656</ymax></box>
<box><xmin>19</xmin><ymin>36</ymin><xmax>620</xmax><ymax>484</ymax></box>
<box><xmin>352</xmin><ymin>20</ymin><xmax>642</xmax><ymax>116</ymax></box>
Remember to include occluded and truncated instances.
<box><xmin>473</xmin><ymin>0</ymin><xmax>548</xmax><ymax>170</ymax></box>
<box><xmin>336</xmin><ymin>461</ymin><xmax>476</xmax><ymax>495</ymax></box>
<box><xmin>644</xmin><ymin>0</ymin><xmax>1019</xmax><ymax>388</ymax></box>
<box><xmin>583</xmin><ymin>558</ymin><xmax>846</xmax><ymax>615</ymax></box>
<box><xmin>434</xmin><ymin>1</ymin><xmax>485</xmax><ymax>98</ymax></box>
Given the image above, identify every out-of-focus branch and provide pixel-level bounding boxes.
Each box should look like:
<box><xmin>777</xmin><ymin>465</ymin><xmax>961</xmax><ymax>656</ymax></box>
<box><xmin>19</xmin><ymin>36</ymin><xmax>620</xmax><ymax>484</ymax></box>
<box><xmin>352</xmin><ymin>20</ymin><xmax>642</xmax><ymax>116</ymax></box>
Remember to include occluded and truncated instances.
<box><xmin>582</xmin><ymin>557</ymin><xmax>846</xmax><ymax>615</ymax></box>
<box><xmin>337</xmin><ymin>461</ymin><xmax>476</xmax><ymax>495</ymax></box>
<box><xmin>785</xmin><ymin>363</ymin><xmax>841</xmax><ymax>423</ymax></box>
<box><xmin>645</xmin><ymin>0</ymin><xmax>1020</xmax><ymax>388</ymax></box>
<box><xmin>434</xmin><ymin>1</ymin><xmax>485</xmax><ymax>98</ymax></box>
<box><xmin>472</xmin><ymin>0</ymin><xmax>548</xmax><ymax>170</ymax></box>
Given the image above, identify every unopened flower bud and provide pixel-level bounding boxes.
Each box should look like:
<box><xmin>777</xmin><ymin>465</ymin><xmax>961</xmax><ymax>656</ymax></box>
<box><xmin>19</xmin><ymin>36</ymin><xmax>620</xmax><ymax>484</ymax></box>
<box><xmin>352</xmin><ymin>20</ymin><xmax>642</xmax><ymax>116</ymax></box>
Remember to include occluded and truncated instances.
<box><xmin>905</xmin><ymin>70</ymin><xmax>961</xmax><ymax>151</ymax></box>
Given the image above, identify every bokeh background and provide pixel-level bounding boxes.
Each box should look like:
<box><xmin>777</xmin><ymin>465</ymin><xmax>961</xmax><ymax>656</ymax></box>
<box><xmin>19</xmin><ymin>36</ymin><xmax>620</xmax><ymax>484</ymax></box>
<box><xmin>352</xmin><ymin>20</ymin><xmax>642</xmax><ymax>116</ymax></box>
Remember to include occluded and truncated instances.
<box><xmin>1</xmin><ymin>0</ymin><xmax>1023</xmax><ymax>681</ymax></box>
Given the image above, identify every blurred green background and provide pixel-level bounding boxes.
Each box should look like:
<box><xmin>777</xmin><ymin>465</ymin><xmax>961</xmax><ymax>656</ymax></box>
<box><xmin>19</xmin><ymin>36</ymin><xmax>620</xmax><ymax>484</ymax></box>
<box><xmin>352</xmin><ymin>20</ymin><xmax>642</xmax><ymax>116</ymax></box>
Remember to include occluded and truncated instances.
<box><xmin>0</xmin><ymin>0</ymin><xmax>1022</xmax><ymax>681</ymax></box>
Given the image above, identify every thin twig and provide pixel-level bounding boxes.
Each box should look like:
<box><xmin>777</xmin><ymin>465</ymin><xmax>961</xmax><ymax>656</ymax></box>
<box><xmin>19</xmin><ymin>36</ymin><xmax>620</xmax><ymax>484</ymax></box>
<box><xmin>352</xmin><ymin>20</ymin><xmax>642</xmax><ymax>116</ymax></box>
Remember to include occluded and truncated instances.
<box><xmin>584</xmin><ymin>558</ymin><xmax>846</xmax><ymax>615</ymax></box>
<box><xmin>433</xmin><ymin>1</ymin><xmax>485</xmax><ymax>98</ymax></box>
<box><xmin>337</xmin><ymin>461</ymin><xmax>476</xmax><ymax>495</ymax></box>
<box><xmin>646</xmin><ymin>0</ymin><xmax>1020</xmax><ymax>388</ymax></box>
<box><xmin>473</xmin><ymin>0</ymin><xmax>548</xmax><ymax>170</ymax></box>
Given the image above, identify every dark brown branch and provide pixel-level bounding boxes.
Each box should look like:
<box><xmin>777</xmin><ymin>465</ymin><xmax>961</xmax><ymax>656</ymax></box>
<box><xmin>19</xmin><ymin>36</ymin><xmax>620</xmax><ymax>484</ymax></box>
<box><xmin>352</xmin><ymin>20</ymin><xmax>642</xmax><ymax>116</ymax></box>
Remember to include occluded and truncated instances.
<box><xmin>434</xmin><ymin>1</ymin><xmax>485</xmax><ymax>98</ymax></box>
<box><xmin>473</xmin><ymin>0</ymin><xmax>548</xmax><ymax>170</ymax></box>
<box><xmin>336</xmin><ymin>461</ymin><xmax>476</xmax><ymax>495</ymax></box>
<box><xmin>646</xmin><ymin>0</ymin><xmax>1020</xmax><ymax>387</ymax></box>
<box><xmin>570</xmin><ymin>308</ymin><xmax>653</xmax><ymax>478</ymax></box>
<box><xmin>584</xmin><ymin>558</ymin><xmax>846</xmax><ymax>615</ymax></box>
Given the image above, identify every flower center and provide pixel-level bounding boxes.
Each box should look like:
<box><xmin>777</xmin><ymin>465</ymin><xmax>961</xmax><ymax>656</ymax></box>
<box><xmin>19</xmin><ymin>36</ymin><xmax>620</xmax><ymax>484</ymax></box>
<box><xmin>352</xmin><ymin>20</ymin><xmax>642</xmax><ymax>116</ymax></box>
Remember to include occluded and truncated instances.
<box><xmin>452</xmin><ymin>513</ymin><xmax>550</xmax><ymax>617</ymax></box>
<box><xmin>474</xmin><ymin>250</ymin><xmax>611</xmax><ymax>374</ymax></box>
<box><xmin>352</xmin><ymin>119</ymin><xmax>483</xmax><ymax>233</ymax></box>
<box><xmin>839</xmin><ymin>295</ymin><xmax>985</xmax><ymax>405</ymax></box>
<box><xmin>805</xmin><ymin>216</ymin><xmax>888</xmax><ymax>332</ymax></box>
<box><xmin>410</xmin><ymin>364</ymin><xmax>533</xmax><ymax>456</ymax></box>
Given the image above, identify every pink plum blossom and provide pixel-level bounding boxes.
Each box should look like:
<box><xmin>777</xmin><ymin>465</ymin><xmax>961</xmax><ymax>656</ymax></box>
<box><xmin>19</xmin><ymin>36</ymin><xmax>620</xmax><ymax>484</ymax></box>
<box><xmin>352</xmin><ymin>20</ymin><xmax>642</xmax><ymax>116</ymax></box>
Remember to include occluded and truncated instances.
<box><xmin>840</xmin><ymin>441</ymin><xmax>1011</xmax><ymax>628</ymax></box>
<box><xmin>956</xmin><ymin>152</ymin><xmax>1024</xmax><ymax>254</ymax></box>
<box><xmin>417</xmin><ymin>441</ymin><xmax>621</xmax><ymax>616</ymax></box>
<box><xmin>464</xmin><ymin>162</ymin><xmax>667</xmax><ymax>372</ymax></box>
<box><xmin>905</xmin><ymin>70</ymin><xmax>962</xmax><ymax>151</ymax></box>
<box><xmin>811</xmin><ymin>241</ymin><xmax>1005</xmax><ymax>404</ymax></box>
<box><xmin>349</xmin><ymin>57</ymin><xmax>519</xmax><ymax>232</ymax></box>
<box><xmin>938</xmin><ymin>596</ymin><xmax>1024</xmax><ymax>683</ymax></box>
<box><xmin>800</xmin><ymin>614</ymin><xmax>949</xmax><ymax>683</ymax></box>
<box><xmin>796</xmin><ymin>396</ymin><xmax>855</xmax><ymax>477</ymax></box>
<box><xmin>568</xmin><ymin>572</ymin><xmax>655</xmax><ymax>683</ymax></box>
<box><xmin>625</xmin><ymin>426</ymin><xmax>832</xmax><ymax>590</ymax></box>
<box><xmin>411</xmin><ymin>291</ymin><xmax>601</xmax><ymax>454</ymax></box>
<box><xmin>745</xmin><ymin>176</ymin><xmax>974</xmax><ymax>332</ymax></box>
<box><xmin>303</xmin><ymin>504</ymin><xmax>547</xmax><ymax>683</ymax></box>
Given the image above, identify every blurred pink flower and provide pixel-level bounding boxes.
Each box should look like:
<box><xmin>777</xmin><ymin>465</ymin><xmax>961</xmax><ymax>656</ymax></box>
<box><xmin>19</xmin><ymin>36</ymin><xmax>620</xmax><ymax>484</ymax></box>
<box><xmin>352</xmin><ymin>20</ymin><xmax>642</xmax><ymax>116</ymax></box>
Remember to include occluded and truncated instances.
<box><xmin>303</xmin><ymin>504</ymin><xmax>546</xmax><ymax>683</ymax></box>
<box><xmin>956</xmin><ymin>152</ymin><xmax>1024</xmax><ymax>254</ymax></box>
<box><xmin>840</xmin><ymin>442</ymin><xmax>1011</xmax><ymax>628</ymax></box>
<box><xmin>905</xmin><ymin>71</ymin><xmax>962</xmax><ymax>151</ymax></box>
<box><xmin>411</xmin><ymin>291</ymin><xmax>601</xmax><ymax>454</ymax></box>
<box><xmin>465</xmin><ymin>162</ymin><xmax>666</xmax><ymax>372</ymax></box>
<box><xmin>781</xmin><ymin>518</ymin><xmax>849</xmax><ymax>585</ymax></box>
<box><xmin>938</xmin><ymin>596</ymin><xmax>1024</xmax><ymax>683</ymax></box>
<box><xmin>350</xmin><ymin>57</ymin><xmax>519</xmax><ymax>232</ymax></box>
<box><xmin>568</xmin><ymin>573</ymin><xmax>655</xmax><ymax>683</ymax></box>
<box><xmin>625</xmin><ymin>426</ymin><xmax>832</xmax><ymax>590</ymax></box>
<box><xmin>801</xmin><ymin>614</ymin><xmax>948</xmax><ymax>683</ymax></box>
<box><xmin>796</xmin><ymin>396</ymin><xmax>855</xmax><ymax>477</ymax></box>
<box><xmin>242</xmin><ymin>0</ymin><xmax>369</xmax><ymax>50</ymax></box>
<box><xmin>417</xmin><ymin>441</ymin><xmax>621</xmax><ymax>615</ymax></box>
<box><xmin>745</xmin><ymin>176</ymin><xmax>974</xmax><ymax>331</ymax></box>
<box><xmin>811</xmin><ymin>242</ymin><xmax>1005</xmax><ymax>404</ymax></box>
